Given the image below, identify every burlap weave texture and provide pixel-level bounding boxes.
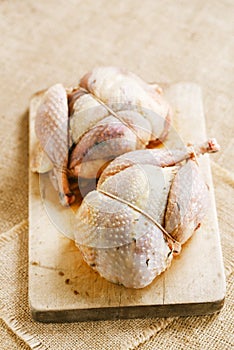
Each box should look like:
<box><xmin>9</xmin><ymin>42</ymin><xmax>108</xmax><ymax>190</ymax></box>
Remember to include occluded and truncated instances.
<box><xmin>0</xmin><ymin>0</ymin><xmax>233</xmax><ymax>349</ymax></box>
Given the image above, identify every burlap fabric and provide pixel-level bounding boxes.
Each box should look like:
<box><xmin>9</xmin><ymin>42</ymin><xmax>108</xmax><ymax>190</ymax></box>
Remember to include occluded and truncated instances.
<box><xmin>0</xmin><ymin>1</ymin><xmax>233</xmax><ymax>349</ymax></box>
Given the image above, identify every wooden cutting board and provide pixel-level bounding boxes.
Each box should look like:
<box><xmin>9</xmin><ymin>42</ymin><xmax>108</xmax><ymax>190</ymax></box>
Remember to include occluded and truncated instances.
<box><xmin>29</xmin><ymin>83</ymin><xmax>226</xmax><ymax>322</ymax></box>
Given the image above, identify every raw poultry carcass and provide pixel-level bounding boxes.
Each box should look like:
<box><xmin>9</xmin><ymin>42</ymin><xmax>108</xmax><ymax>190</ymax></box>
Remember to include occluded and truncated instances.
<box><xmin>34</xmin><ymin>67</ymin><xmax>171</xmax><ymax>205</ymax></box>
<box><xmin>74</xmin><ymin>139</ymin><xmax>220</xmax><ymax>288</ymax></box>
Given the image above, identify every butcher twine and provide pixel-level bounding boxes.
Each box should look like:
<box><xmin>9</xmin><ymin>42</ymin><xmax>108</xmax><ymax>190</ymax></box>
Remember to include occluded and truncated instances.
<box><xmin>98</xmin><ymin>188</ymin><xmax>181</xmax><ymax>254</ymax></box>
<box><xmin>0</xmin><ymin>1</ymin><xmax>233</xmax><ymax>349</ymax></box>
<box><xmin>79</xmin><ymin>87</ymin><xmax>148</xmax><ymax>146</ymax></box>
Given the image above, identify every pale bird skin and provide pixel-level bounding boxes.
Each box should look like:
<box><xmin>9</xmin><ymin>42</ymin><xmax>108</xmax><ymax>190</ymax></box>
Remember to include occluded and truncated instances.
<box><xmin>33</xmin><ymin>67</ymin><xmax>220</xmax><ymax>288</ymax></box>
<box><xmin>74</xmin><ymin>140</ymin><xmax>220</xmax><ymax>288</ymax></box>
<box><xmin>34</xmin><ymin>67</ymin><xmax>171</xmax><ymax>205</ymax></box>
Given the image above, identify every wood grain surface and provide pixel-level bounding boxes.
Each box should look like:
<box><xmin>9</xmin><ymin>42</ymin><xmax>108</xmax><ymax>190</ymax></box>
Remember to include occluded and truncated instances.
<box><xmin>29</xmin><ymin>83</ymin><xmax>226</xmax><ymax>322</ymax></box>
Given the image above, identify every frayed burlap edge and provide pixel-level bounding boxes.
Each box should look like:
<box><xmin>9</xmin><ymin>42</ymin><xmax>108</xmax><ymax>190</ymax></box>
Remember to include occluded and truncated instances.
<box><xmin>1</xmin><ymin>316</ymin><xmax>43</xmax><ymax>350</ymax></box>
<box><xmin>127</xmin><ymin>317</ymin><xmax>175</xmax><ymax>350</ymax></box>
<box><xmin>0</xmin><ymin>220</ymin><xmax>28</xmax><ymax>249</ymax></box>
<box><xmin>0</xmin><ymin>220</ymin><xmax>46</xmax><ymax>350</ymax></box>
